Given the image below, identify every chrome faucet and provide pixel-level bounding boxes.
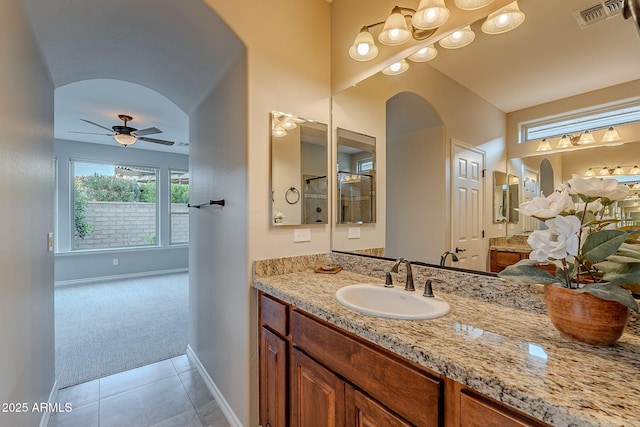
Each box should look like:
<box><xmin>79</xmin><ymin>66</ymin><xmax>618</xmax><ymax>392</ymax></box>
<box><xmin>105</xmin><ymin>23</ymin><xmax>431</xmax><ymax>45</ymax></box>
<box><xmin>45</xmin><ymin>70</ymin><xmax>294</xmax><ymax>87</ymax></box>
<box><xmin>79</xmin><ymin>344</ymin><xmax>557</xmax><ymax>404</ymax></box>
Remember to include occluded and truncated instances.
<box><xmin>391</xmin><ymin>258</ymin><xmax>415</xmax><ymax>291</ymax></box>
<box><xmin>440</xmin><ymin>251</ymin><xmax>459</xmax><ymax>266</ymax></box>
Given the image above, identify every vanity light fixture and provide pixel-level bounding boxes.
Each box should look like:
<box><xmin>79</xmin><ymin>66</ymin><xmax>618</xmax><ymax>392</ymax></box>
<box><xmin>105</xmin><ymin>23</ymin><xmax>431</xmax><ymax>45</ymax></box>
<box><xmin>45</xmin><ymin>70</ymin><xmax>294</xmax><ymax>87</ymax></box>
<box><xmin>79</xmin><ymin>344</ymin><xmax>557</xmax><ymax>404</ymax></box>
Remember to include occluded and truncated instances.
<box><xmin>584</xmin><ymin>168</ymin><xmax>595</xmax><ymax>177</ymax></box>
<box><xmin>349</xmin><ymin>27</ymin><xmax>380</xmax><ymax>61</ymax></box>
<box><xmin>630</xmin><ymin>165</ymin><xmax>640</xmax><ymax>175</ymax></box>
<box><xmin>272</xmin><ymin>127</ymin><xmax>287</xmax><ymax>138</ymax></box>
<box><xmin>412</xmin><ymin>0</ymin><xmax>450</xmax><ymax>30</ymax></box>
<box><xmin>454</xmin><ymin>0</ymin><xmax>495</xmax><ymax>10</ymax></box>
<box><xmin>601</xmin><ymin>126</ymin><xmax>622</xmax><ymax>143</ymax></box>
<box><xmin>577</xmin><ymin>130</ymin><xmax>596</xmax><ymax>145</ymax></box>
<box><xmin>481</xmin><ymin>1</ymin><xmax>525</xmax><ymax>34</ymax></box>
<box><xmin>408</xmin><ymin>44</ymin><xmax>438</xmax><ymax>62</ymax></box>
<box><xmin>556</xmin><ymin>134</ymin><xmax>574</xmax><ymax>149</ymax></box>
<box><xmin>535</xmin><ymin>138</ymin><xmax>552</xmax><ymax>152</ymax></box>
<box><xmin>347</xmin><ymin>0</ymin><xmax>524</xmax><ymax>71</ymax></box>
<box><xmin>439</xmin><ymin>25</ymin><xmax>475</xmax><ymax>49</ymax></box>
<box><xmin>598</xmin><ymin>166</ymin><xmax>611</xmax><ymax>176</ymax></box>
<box><xmin>382</xmin><ymin>59</ymin><xmax>410</xmax><ymax>75</ymax></box>
<box><xmin>613</xmin><ymin>166</ymin><xmax>626</xmax><ymax>176</ymax></box>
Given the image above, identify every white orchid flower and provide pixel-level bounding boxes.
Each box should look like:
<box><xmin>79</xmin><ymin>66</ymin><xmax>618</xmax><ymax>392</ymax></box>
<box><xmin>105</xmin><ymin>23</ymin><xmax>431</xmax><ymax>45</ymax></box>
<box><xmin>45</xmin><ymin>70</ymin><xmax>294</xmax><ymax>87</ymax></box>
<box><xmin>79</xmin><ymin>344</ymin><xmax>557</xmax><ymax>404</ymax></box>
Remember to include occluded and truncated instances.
<box><xmin>527</xmin><ymin>215</ymin><xmax>581</xmax><ymax>262</ymax></box>
<box><xmin>574</xmin><ymin>199</ymin><xmax>603</xmax><ymax>213</ymax></box>
<box><xmin>567</xmin><ymin>175</ymin><xmax>630</xmax><ymax>202</ymax></box>
<box><xmin>517</xmin><ymin>190</ymin><xmax>574</xmax><ymax>220</ymax></box>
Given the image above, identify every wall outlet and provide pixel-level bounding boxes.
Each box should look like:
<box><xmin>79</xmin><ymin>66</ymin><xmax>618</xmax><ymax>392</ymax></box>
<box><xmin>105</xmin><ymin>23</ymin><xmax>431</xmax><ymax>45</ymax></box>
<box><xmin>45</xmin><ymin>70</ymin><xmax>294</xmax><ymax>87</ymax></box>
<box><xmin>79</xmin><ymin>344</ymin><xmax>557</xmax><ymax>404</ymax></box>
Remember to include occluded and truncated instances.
<box><xmin>347</xmin><ymin>227</ymin><xmax>361</xmax><ymax>239</ymax></box>
<box><xmin>112</xmin><ymin>258</ymin><xmax>119</xmax><ymax>266</ymax></box>
<box><xmin>293</xmin><ymin>228</ymin><xmax>311</xmax><ymax>243</ymax></box>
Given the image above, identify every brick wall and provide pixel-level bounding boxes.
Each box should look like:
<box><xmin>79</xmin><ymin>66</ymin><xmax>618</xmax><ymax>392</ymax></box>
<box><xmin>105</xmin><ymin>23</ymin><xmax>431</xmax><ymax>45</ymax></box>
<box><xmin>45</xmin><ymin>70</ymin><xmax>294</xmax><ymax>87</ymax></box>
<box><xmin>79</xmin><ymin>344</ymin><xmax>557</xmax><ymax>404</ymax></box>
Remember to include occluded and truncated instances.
<box><xmin>74</xmin><ymin>202</ymin><xmax>189</xmax><ymax>249</ymax></box>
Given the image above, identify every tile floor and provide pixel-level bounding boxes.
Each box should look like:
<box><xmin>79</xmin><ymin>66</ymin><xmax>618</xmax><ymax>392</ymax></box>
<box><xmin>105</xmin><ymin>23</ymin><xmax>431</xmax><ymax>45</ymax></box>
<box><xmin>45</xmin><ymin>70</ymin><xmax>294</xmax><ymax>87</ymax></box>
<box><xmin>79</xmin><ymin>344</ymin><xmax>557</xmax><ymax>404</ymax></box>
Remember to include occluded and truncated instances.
<box><xmin>48</xmin><ymin>355</ymin><xmax>230</xmax><ymax>427</ymax></box>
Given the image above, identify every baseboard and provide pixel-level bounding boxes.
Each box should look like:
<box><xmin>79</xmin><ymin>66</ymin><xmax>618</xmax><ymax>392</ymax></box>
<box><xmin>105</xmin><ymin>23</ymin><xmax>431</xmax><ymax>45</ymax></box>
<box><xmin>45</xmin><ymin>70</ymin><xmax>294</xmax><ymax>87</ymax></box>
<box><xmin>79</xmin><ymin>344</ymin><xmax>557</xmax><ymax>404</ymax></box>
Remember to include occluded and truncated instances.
<box><xmin>54</xmin><ymin>268</ymin><xmax>188</xmax><ymax>287</ymax></box>
<box><xmin>186</xmin><ymin>346</ymin><xmax>243</xmax><ymax>427</ymax></box>
<box><xmin>39</xmin><ymin>380</ymin><xmax>59</xmax><ymax>427</ymax></box>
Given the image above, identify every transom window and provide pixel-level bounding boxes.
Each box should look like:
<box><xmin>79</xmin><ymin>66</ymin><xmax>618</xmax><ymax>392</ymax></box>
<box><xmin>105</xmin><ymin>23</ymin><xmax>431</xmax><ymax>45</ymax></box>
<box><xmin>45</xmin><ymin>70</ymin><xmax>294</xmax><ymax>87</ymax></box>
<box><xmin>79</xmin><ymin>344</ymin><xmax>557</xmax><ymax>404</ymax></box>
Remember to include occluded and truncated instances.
<box><xmin>521</xmin><ymin>99</ymin><xmax>640</xmax><ymax>143</ymax></box>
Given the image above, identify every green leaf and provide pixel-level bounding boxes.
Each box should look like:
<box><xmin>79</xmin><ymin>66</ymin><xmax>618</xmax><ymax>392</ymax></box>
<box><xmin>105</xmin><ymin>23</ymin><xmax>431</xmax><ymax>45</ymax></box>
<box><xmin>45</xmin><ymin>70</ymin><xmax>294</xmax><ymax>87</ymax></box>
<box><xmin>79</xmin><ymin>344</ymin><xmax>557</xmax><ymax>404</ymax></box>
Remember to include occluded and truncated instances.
<box><xmin>605</xmin><ymin>255</ymin><xmax>640</xmax><ymax>264</ymax></box>
<box><xmin>575</xmin><ymin>283</ymin><xmax>639</xmax><ymax>312</ymax></box>
<box><xmin>581</xmin><ymin>230</ymin><xmax>627</xmax><ymax>262</ymax></box>
<box><xmin>603</xmin><ymin>263</ymin><xmax>640</xmax><ymax>286</ymax></box>
<box><xmin>498</xmin><ymin>260</ymin><xmax>560</xmax><ymax>285</ymax></box>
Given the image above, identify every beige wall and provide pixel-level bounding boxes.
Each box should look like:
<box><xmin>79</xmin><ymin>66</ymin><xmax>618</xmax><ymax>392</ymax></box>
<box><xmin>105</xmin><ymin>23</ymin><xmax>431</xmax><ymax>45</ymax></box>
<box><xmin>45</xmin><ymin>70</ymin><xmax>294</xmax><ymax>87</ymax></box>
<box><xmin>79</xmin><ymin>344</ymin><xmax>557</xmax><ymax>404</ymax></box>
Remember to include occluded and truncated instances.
<box><xmin>0</xmin><ymin>1</ymin><xmax>55</xmax><ymax>426</ymax></box>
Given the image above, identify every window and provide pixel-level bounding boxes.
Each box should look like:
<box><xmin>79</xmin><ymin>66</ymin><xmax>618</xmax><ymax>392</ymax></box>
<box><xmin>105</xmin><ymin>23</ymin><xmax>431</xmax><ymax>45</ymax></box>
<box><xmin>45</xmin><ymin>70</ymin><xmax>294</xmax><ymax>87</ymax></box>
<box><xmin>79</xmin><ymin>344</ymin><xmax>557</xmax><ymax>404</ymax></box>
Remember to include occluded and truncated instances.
<box><xmin>521</xmin><ymin>99</ymin><xmax>640</xmax><ymax>143</ymax></box>
<box><xmin>357</xmin><ymin>158</ymin><xmax>374</xmax><ymax>173</ymax></box>
<box><xmin>170</xmin><ymin>169</ymin><xmax>189</xmax><ymax>244</ymax></box>
<box><xmin>72</xmin><ymin>161</ymin><xmax>158</xmax><ymax>250</ymax></box>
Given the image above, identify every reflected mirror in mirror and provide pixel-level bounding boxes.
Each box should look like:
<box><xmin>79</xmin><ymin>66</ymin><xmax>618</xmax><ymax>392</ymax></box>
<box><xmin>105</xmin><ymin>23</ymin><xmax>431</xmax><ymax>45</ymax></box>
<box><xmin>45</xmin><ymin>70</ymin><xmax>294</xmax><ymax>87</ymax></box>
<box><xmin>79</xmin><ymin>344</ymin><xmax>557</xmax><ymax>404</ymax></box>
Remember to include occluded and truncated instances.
<box><xmin>336</xmin><ymin>128</ymin><xmax>376</xmax><ymax>224</ymax></box>
<box><xmin>493</xmin><ymin>171</ymin><xmax>507</xmax><ymax>223</ymax></box>
<box><xmin>271</xmin><ymin>111</ymin><xmax>328</xmax><ymax>226</ymax></box>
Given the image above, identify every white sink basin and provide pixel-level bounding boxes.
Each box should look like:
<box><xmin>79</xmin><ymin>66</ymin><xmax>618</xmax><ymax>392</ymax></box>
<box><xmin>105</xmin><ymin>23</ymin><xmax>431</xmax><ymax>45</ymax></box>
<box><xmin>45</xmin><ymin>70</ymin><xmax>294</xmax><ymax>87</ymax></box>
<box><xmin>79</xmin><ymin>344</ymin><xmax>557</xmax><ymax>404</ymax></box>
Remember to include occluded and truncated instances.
<box><xmin>335</xmin><ymin>283</ymin><xmax>450</xmax><ymax>320</ymax></box>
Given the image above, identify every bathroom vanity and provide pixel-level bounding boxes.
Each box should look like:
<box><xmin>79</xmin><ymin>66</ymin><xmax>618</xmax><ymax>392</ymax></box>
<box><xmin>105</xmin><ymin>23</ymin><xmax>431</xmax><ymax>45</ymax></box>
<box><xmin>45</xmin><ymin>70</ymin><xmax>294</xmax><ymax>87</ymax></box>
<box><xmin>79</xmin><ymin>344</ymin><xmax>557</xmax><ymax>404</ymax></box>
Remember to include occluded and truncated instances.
<box><xmin>254</xmin><ymin>260</ymin><xmax>640</xmax><ymax>427</ymax></box>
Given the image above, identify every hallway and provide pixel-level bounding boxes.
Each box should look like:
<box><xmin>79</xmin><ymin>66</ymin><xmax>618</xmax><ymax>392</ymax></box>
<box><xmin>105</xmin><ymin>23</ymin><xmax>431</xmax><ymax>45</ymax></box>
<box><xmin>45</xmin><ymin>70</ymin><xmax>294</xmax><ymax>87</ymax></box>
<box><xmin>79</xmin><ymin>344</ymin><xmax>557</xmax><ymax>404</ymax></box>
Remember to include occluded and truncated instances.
<box><xmin>48</xmin><ymin>356</ymin><xmax>229</xmax><ymax>427</ymax></box>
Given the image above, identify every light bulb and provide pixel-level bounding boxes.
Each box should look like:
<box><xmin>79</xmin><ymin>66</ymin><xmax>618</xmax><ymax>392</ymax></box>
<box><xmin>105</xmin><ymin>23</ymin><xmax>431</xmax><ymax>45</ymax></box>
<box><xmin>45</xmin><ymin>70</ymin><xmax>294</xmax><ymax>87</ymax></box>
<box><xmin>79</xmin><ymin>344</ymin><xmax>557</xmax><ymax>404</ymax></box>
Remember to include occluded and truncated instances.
<box><xmin>584</xmin><ymin>168</ymin><xmax>595</xmax><ymax>177</ymax></box>
<box><xmin>439</xmin><ymin>25</ymin><xmax>475</xmax><ymax>49</ymax></box>
<box><xmin>382</xmin><ymin>59</ymin><xmax>410</xmax><ymax>75</ymax></box>
<box><xmin>613</xmin><ymin>166</ymin><xmax>625</xmax><ymax>176</ymax></box>
<box><xmin>349</xmin><ymin>28</ymin><xmax>379</xmax><ymax>61</ymax></box>
<box><xmin>481</xmin><ymin>1</ymin><xmax>525</xmax><ymax>34</ymax></box>
<box><xmin>408</xmin><ymin>45</ymin><xmax>438</xmax><ymax>62</ymax></box>
<box><xmin>556</xmin><ymin>135</ymin><xmax>573</xmax><ymax>149</ymax></box>
<box><xmin>601</xmin><ymin>126</ymin><xmax>621</xmax><ymax>143</ymax></box>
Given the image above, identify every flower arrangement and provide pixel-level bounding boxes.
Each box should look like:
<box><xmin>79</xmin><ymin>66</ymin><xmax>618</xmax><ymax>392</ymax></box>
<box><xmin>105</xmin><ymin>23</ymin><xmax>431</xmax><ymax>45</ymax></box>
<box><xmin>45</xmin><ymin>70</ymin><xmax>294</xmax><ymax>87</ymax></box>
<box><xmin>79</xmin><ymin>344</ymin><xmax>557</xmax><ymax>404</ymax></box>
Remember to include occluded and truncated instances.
<box><xmin>498</xmin><ymin>175</ymin><xmax>640</xmax><ymax>312</ymax></box>
<box><xmin>273</xmin><ymin>211</ymin><xmax>285</xmax><ymax>224</ymax></box>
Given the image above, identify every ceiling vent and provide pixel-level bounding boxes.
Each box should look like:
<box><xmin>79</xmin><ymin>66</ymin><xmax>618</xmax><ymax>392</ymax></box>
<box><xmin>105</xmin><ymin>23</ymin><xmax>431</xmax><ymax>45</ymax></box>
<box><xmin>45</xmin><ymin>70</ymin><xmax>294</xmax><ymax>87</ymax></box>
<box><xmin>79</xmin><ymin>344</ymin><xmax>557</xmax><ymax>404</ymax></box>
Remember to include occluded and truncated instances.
<box><xmin>574</xmin><ymin>0</ymin><xmax>625</xmax><ymax>28</ymax></box>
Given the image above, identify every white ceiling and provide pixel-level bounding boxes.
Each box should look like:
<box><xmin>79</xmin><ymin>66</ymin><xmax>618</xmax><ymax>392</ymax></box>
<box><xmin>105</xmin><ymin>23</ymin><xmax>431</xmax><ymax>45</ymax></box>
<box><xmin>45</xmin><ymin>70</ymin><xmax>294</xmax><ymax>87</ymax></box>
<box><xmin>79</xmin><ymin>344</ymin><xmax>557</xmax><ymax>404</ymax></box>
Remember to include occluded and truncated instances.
<box><xmin>22</xmin><ymin>0</ymin><xmax>243</xmax><ymax>155</ymax></box>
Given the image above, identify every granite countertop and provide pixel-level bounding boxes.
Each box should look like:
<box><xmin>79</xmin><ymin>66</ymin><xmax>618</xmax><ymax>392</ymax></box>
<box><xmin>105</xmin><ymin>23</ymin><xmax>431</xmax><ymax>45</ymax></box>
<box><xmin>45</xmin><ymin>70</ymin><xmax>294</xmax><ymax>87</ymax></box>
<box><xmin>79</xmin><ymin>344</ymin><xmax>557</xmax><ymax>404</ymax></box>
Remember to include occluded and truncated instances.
<box><xmin>254</xmin><ymin>270</ymin><xmax>640</xmax><ymax>427</ymax></box>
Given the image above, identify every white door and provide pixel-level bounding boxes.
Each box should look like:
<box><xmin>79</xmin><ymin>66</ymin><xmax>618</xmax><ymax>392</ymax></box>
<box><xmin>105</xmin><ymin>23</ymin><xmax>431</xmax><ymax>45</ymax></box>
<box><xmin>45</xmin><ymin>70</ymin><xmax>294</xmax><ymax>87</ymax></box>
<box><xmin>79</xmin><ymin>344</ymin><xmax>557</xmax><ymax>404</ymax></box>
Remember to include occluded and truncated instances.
<box><xmin>452</xmin><ymin>142</ymin><xmax>485</xmax><ymax>270</ymax></box>
<box><xmin>522</xmin><ymin>166</ymin><xmax>540</xmax><ymax>233</ymax></box>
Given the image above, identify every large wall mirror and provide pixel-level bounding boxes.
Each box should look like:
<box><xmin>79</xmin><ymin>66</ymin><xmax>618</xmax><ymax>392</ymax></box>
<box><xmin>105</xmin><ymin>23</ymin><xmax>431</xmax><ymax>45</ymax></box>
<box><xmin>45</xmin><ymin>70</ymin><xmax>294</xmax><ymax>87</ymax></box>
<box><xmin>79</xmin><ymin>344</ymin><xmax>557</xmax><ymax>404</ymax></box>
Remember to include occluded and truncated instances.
<box><xmin>271</xmin><ymin>111</ymin><xmax>328</xmax><ymax>226</ymax></box>
<box><xmin>336</xmin><ymin>128</ymin><xmax>376</xmax><ymax>224</ymax></box>
<box><xmin>329</xmin><ymin>0</ymin><xmax>640</xmax><ymax>273</ymax></box>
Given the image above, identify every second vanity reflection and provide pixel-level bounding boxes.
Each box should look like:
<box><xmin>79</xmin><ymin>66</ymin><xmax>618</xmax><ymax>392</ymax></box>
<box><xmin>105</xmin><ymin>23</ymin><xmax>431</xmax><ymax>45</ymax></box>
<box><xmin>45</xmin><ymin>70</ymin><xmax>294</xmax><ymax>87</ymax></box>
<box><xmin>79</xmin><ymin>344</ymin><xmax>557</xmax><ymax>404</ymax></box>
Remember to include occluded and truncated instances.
<box><xmin>271</xmin><ymin>111</ymin><xmax>328</xmax><ymax>226</ymax></box>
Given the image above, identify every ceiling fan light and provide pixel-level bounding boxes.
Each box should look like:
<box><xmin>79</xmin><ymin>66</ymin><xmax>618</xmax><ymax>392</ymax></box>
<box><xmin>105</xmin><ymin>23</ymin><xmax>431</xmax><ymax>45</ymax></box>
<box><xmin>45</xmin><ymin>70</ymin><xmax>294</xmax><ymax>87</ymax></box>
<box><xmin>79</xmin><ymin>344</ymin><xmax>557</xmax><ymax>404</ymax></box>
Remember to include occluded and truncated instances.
<box><xmin>349</xmin><ymin>27</ymin><xmax>379</xmax><ymax>61</ymax></box>
<box><xmin>378</xmin><ymin>11</ymin><xmax>412</xmax><ymax>46</ymax></box>
<box><xmin>412</xmin><ymin>0</ymin><xmax>450</xmax><ymax>30</ymax></box>
<box><xmin>408</xmin><ymin>44</ymin><xmax>438</xmax><ymax>62</ymax></box>
<box><xmin>556</xmin><ymin>135</ymin><xmax>573</xmax><ymax>148</ymax></box>
<box><xmin>535</xmin><ymin>138</ymin><xmax>552</xmax><ymax>152</ymax></box>
<box><xmin>601</xmin><ymin>126</ymin><xmax>621</xmax><ymax>142</ymax></box>
<box><xmin>114</xmin><ymin>133</ymin><xmax>136</xmax><ymax>146</ymax></box>
<box><xmin>382</xmin><ymin>59</ymin><xmax>410</xmax><ymax>75</ymax></box>
<box><xmin>439</xmin><ymin>25</ymin><xmax>475</xmax><ymax>49</ymax></box>
<box><xmin>454</xmin><ymin>0</ymin><xmax>495</xmax><ymax>11</ymax></box>
<box><xmin>481</xmin><ymin>1</ymin><xmax>525</xmax><ymax>35</ymax></box>
<box><xmin>577</xmin><ymin>130</ymin><xmax>595</xmax><ymax>145</ymax></box>
<box><xmin>584</xmin><ymin>168</ymin><xmax>595</xmax><ymax>177</ymax></box>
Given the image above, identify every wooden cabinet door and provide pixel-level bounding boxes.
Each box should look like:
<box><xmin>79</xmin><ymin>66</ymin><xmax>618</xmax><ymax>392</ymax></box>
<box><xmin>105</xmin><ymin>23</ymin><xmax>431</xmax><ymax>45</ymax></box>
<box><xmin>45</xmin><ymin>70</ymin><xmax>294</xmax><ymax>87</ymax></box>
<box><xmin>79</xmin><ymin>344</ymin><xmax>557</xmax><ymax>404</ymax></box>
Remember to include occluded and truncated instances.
<box><xmin>460</xmin><ymin>392</ymin><xmax>545</xmax><ymax>427</ymax></box>
<box><xmin>260</xmin><ymin>327</ymin><xmax>288</xmax><ymax>427</ymax></box>
<box><xmin>291</xmin><ymin>348</ymin><xmax>345</xmax><ymax>427</ymax></box>
<box><xmin>346</xmin><ymin>386</ymin><xmax>412</xmax><ymax>427</ymax></box>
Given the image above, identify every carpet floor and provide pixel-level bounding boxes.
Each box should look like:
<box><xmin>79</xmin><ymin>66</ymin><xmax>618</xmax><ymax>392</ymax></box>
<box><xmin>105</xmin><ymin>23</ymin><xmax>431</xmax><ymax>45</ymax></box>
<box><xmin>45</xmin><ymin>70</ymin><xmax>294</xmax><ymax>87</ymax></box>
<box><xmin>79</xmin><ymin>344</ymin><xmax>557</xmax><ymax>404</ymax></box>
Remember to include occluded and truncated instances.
<box><xmin>55</xmin><ymin>272</ymin><xmax>188</xmax><ymax>388</ymax></box>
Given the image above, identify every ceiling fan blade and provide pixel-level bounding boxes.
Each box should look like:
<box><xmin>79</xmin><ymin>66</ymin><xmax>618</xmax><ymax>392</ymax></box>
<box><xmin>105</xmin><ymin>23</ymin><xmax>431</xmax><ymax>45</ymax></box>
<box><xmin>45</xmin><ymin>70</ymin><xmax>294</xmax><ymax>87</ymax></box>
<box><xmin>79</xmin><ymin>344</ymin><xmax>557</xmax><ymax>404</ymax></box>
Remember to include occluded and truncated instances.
<box><xmin>138</xmin><ymin>136</ymin><xmax>175</xmax><ymax>146</ymax></box>
<box><xmin>80</xmin><ymin>119</ymin><xmax>114</xmax><ymax>132</ymax></box>
<box><xmin>133</xmin><ymin>127</ymin><xmax>162</xmax><ymax>137</ymax></box>
<box><xmin>69</xmin><ymin>131</ymin><xmax>114</xmax><ymax>136</ymax></box>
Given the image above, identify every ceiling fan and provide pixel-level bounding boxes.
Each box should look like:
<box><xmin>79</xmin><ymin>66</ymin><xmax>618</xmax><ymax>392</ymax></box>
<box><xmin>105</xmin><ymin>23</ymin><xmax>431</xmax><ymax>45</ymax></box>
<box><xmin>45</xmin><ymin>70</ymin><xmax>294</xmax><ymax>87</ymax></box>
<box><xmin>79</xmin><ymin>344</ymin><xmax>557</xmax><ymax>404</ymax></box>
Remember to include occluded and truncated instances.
<box><xmin>70</xmin><ymin>114</ymin><xmax>175</xmax><ymax>146</ymax></box>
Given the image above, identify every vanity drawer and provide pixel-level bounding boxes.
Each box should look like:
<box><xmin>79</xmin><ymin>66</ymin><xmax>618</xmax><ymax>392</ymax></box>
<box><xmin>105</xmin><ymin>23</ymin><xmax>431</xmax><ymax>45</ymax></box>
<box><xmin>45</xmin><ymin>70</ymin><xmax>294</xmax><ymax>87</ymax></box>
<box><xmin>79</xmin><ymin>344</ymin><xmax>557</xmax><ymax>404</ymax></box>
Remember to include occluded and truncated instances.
<box><xmin>291</xmin><ymin>310</ymin><xmax>442</xmax><ymax>427</ymax></box>
<box><xmin>260</xmin><ymin>293</ymin><xmax>288</xmax><ymax>337</ymax></box>
<box><xmin>495</xmin><ymin>251</ymin><xmax>522</xmax><ymax>265</ymax></box>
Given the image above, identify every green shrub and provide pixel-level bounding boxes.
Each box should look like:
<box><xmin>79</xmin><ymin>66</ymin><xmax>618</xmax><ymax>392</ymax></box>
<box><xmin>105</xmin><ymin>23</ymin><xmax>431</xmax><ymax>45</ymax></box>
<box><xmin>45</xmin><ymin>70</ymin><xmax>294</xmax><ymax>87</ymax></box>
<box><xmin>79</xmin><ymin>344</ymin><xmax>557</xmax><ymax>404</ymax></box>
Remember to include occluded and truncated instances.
<box><xmin>73</xmin><ymin>183</ymin><xmax>93</xmax><ymax>239</ymax></box>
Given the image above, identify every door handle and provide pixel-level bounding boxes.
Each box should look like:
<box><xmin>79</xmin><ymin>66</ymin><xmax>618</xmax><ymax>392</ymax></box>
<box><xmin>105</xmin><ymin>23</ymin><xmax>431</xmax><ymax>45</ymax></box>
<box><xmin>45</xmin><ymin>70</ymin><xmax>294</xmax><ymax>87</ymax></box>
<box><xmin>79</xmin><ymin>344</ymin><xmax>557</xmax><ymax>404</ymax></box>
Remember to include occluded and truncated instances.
<box><xmin>455</xmin><ymin>247</ymin><xmax>466</xmax><ymax>253</ymax></box>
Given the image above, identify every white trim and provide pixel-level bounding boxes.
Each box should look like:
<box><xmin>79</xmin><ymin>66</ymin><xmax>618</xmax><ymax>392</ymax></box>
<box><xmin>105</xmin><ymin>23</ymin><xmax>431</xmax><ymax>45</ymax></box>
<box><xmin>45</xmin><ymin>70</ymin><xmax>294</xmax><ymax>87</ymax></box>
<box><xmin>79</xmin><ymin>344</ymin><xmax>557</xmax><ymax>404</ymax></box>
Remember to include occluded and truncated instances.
<box><xmin>54</xmin><ymin>268</ymin><xmax>188</xmax><ymax>287</ymax></box>
<box><xmin>39</xmin><ymin>380</ymin><xmax>59</xmax><ymax>427</ymax></box>
<box><xmin>186</xmin><ymin>346</ymin><xmax>243</xmax><ymax>427</ymax></box>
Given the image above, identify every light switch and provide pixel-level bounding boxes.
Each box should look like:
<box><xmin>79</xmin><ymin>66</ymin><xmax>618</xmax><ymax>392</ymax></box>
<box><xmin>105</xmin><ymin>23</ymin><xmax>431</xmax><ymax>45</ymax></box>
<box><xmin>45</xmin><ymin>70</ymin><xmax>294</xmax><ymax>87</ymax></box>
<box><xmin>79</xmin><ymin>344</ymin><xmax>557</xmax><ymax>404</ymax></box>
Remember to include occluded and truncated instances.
<box><xmin>293</xmin><ymin>228</ymin><xmax>311</xmax><ymax>242</ymax></box>
<box><xmin>113</xmin><ymin>258</ymin><xmax>119</xmax><ymax>266</ymax></box>
<box><xmin>348</xmin><ymin>227</ymin><xmax>361</xmax><ymax>239</ymax></box>
<box><xmin>47</xmin><ymin>232</ymin><xmax>54</xmax><ymax>252</ymax></box>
